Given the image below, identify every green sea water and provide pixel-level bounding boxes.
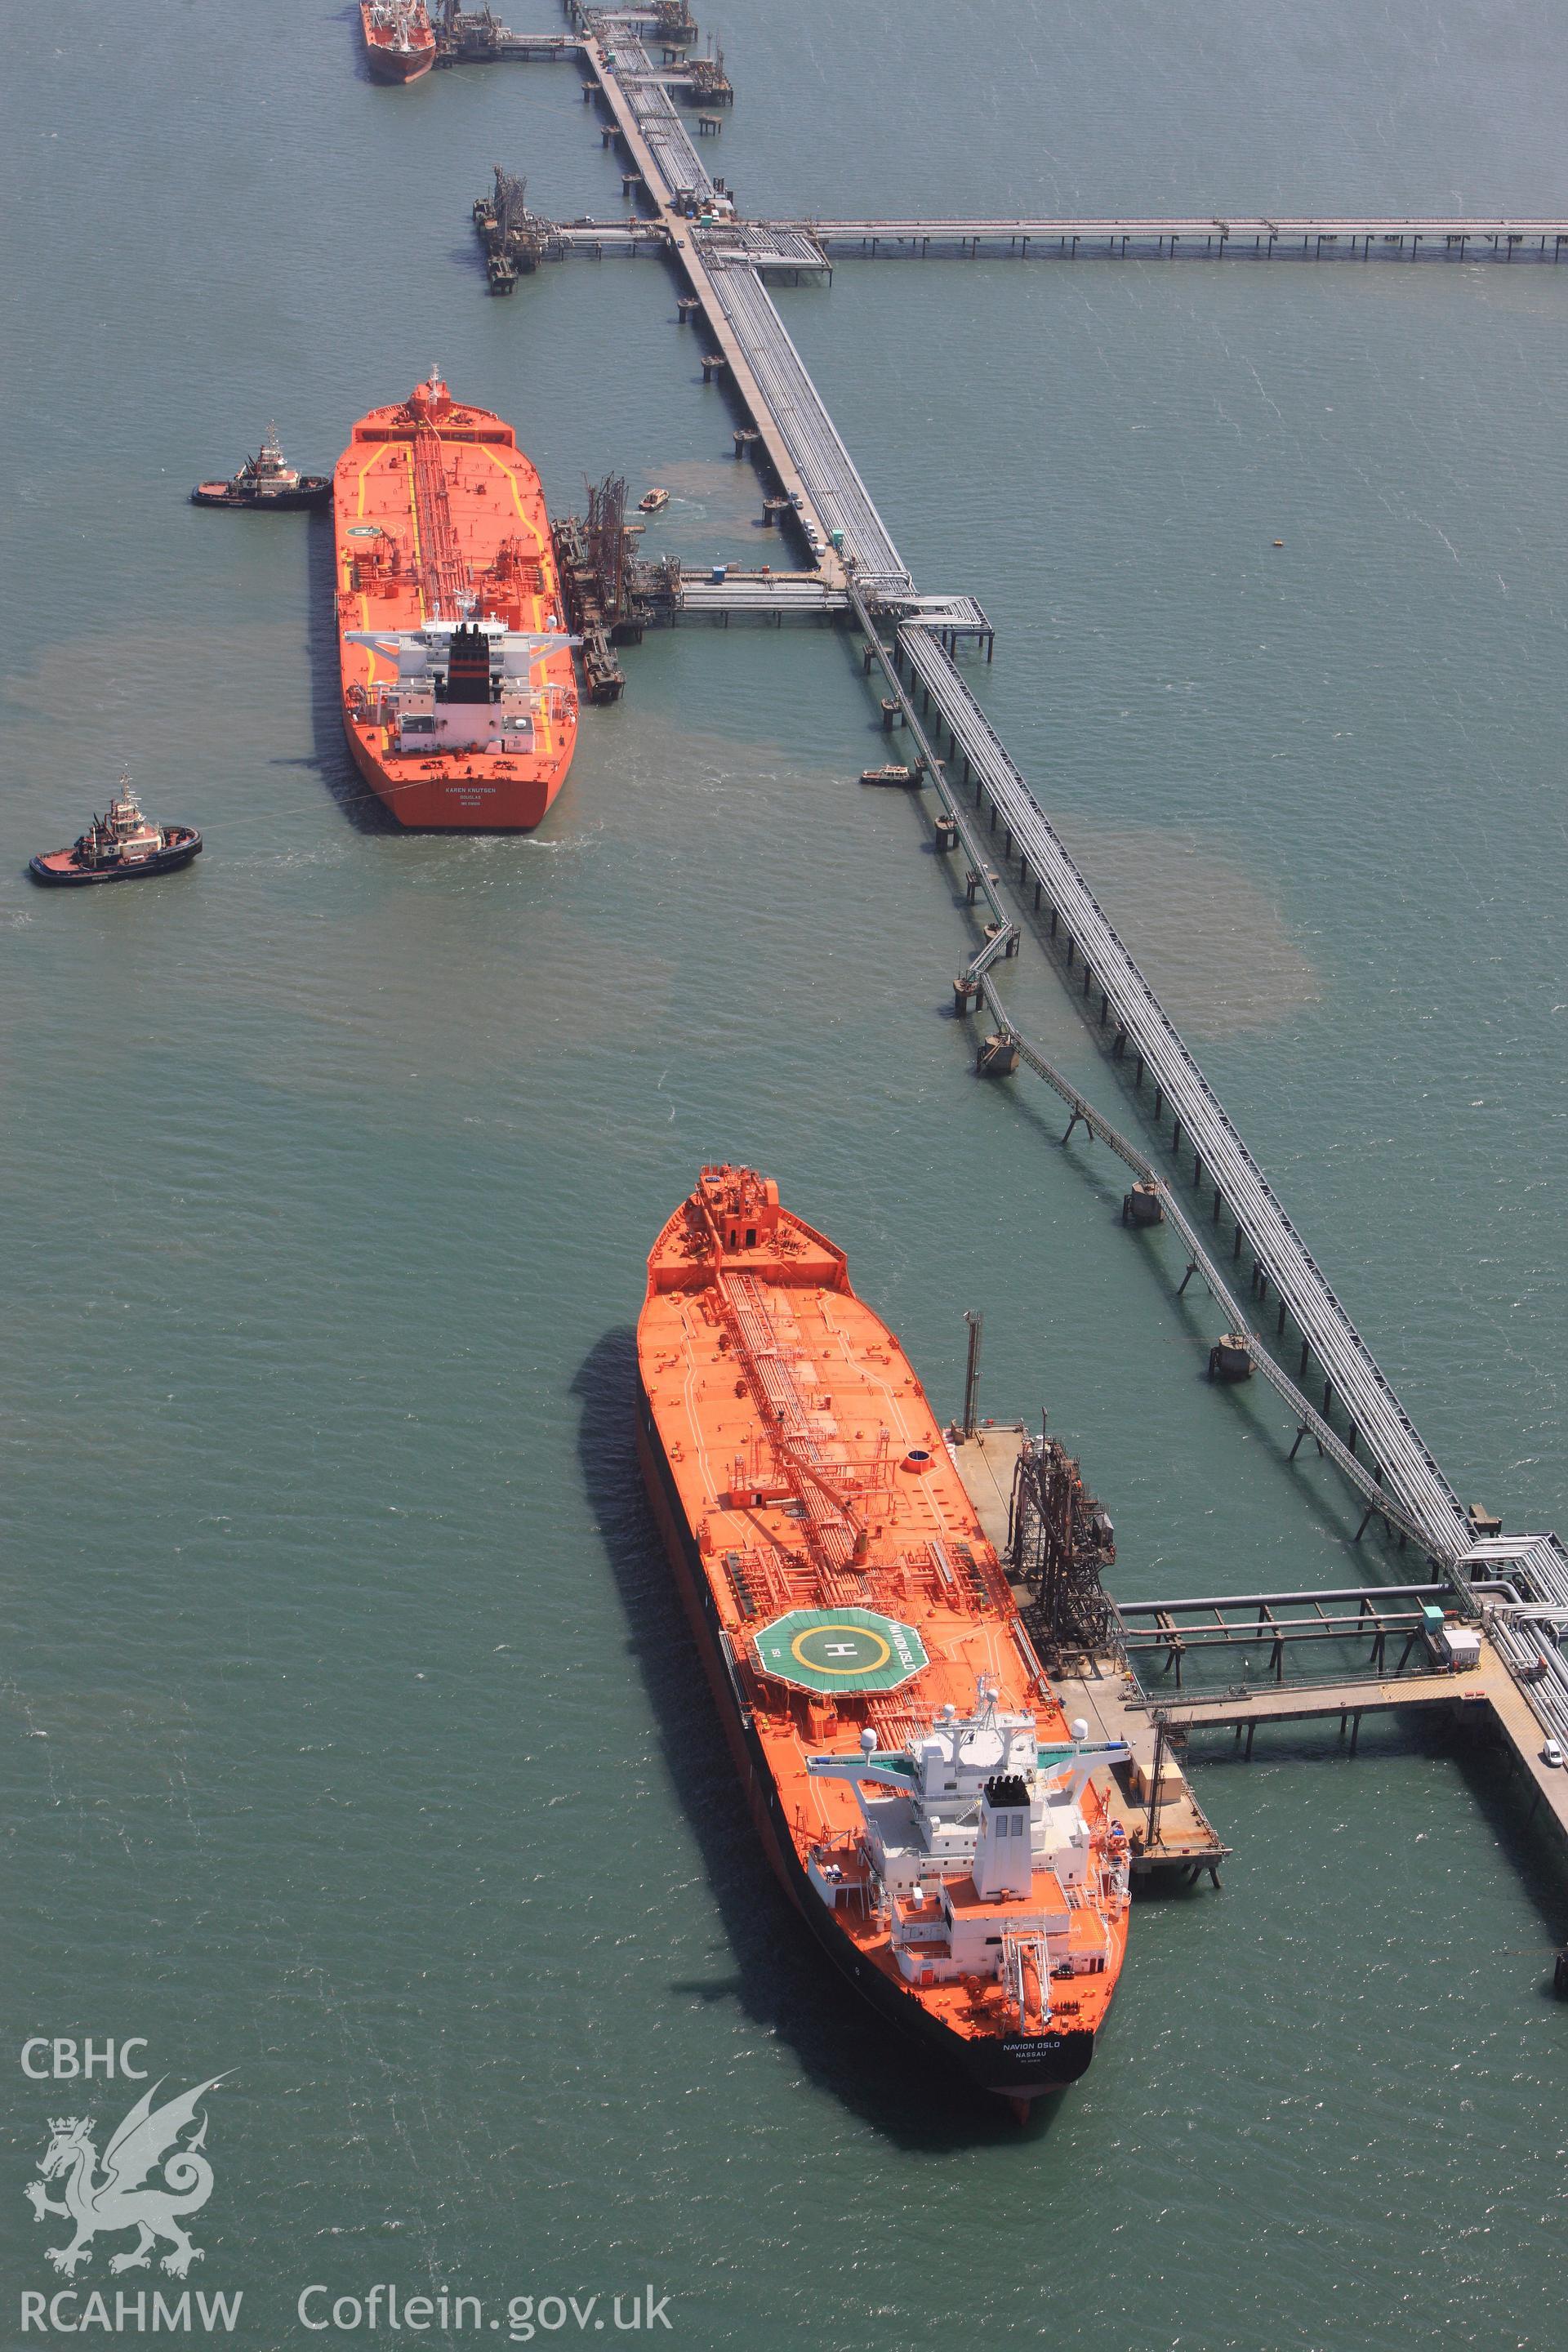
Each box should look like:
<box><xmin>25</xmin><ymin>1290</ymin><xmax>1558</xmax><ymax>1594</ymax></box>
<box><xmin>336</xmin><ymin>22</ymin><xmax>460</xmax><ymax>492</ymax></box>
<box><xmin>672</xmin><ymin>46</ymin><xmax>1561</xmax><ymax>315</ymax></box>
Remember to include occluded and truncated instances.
<box><xmin>2</xmin><ymin>5</ymin><xmax>1566</xmax><ymax>2346</ymax></box>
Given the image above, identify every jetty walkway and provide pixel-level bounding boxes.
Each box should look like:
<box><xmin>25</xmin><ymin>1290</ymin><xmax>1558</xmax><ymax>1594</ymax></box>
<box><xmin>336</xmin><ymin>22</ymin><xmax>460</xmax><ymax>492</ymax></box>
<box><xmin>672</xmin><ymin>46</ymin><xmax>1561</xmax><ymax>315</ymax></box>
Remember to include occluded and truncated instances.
<box><xmin>506</xmin><ymin>216</ymin><xmax>1568</xmax><ymax>270</ymax></box>
<box><xmin>536</xmin><ymin>8</ymin><xmax>1568</xmax><ymax>1754</ymax></box>
<box><xmin>774</xmin><ymin>216</ymin><xmax>1568</xmax><ymax>263</ymax></box>
<box><xmin>572</xmin><ymin>17</ymin><xmax>848</xmax><ymax>565</ymax></box>
<box><xmin>697</xmin><ymin>261</ymin><xmax>911</xmax><ymax>592</ymax></box>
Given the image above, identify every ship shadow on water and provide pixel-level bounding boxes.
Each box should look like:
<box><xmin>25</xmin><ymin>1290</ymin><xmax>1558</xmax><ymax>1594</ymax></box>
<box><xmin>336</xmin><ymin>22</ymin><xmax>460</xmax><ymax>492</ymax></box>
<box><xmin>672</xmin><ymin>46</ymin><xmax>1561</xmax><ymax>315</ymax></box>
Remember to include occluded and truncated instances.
<box><xmin>449</xmin><ymin>237</ymin><xmax>490</xmax><ymax>291</ymax></box>
<box><xmin>299</xmin><ymin>511</ymin><xmax>401</xmax><ymax>834</ymax></box>
<box><xmin>572</xmin><ymin>1327</ymin><xmax>1067</xmax><ymax>2153</ymax></box>
<box><xmin>336</xmin><ymin>4</ymin><xmax>384</xmax><ymax>87</ymax></box>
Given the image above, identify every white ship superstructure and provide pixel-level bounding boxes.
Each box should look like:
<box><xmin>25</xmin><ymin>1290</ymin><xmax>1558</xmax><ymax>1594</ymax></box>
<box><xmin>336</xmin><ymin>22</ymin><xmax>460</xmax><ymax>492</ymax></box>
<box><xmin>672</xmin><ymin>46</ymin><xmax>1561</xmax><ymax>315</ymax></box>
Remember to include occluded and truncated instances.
<box><xmin>807</xmin><ymin>1683</ymin><xmax>1130</xmax><ymax>2021</ymax></box>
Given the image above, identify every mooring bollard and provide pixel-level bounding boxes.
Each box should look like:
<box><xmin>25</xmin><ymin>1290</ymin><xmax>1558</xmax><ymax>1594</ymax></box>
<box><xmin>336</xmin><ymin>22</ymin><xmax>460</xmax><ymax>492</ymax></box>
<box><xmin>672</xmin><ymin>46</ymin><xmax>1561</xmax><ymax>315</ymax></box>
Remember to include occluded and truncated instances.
<box><xmin>977</xmin><ymin>1034</ymin><xmax>1020</xmax><ymax>1077</ymax></box>
<box><xmin>1122</xmin><ymin>1180</ymin><xmax>1165</xmax><ymax>1228</ymax></box>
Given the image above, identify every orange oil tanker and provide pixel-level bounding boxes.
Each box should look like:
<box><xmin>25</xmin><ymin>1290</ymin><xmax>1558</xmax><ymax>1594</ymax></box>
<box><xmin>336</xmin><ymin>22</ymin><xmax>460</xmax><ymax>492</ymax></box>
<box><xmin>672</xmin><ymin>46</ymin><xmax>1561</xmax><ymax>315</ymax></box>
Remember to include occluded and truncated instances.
<box><xmin>637</xmin><ymin>1167</ymin><xmax>1133</xmax><ymax>2109</ymax></box>
<box><xmin>359</xmin><ymin>2</ymin><xmax>436</xmax><ymax>83</ymax></box>
<box><xmin>332</xmin><ymin>372</ymin><xmax>578</xmax><ymax>829</ymax></box>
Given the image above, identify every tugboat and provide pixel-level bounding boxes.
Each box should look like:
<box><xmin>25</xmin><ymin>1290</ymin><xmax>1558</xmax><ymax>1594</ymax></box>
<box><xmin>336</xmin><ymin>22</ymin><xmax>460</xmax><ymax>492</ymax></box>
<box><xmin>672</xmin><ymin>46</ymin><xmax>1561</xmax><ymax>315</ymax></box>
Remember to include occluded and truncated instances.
<box><xmin>191</xmin><ymin>425</ymin><xmax>330</xmax><ymax>510</ymax></box>
<box><xmin>638</xmin><ymin>487</ymin><xmax>671</xmax><ymax>514</ymax></box>
<box><xmin>29</xmin><ymin>777</ymin><xmax>202</xmax><ymax>886</ymax></box>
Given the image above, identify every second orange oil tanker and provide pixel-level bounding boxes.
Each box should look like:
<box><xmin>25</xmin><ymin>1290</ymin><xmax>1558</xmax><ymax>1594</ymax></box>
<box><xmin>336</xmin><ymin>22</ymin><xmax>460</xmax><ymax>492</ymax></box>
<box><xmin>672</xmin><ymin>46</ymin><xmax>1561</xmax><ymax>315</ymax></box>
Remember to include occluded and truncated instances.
<box><xmin>332</xmin><ymin>372</ymin><xmax>578</xmax><ymax>829</ymax></box>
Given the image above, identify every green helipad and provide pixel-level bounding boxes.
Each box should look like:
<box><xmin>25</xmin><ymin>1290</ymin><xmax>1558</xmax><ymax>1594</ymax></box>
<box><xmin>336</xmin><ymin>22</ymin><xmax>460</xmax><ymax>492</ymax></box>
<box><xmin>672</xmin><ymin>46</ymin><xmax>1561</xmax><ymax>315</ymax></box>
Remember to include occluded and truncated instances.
<box><xmin>751</xmin><ymin>1607</ymin><xmax>929</xmax><ymax>1695</ymax></box>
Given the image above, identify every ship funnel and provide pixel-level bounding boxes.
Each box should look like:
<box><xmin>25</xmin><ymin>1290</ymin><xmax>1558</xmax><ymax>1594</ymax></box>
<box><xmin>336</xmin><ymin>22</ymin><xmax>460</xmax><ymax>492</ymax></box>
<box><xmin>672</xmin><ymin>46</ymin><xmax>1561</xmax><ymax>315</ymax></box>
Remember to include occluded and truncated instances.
<box><xmin>974</xmin><ymin>1775</ymin><xmax>1034</xmax><ymax>1900</ymax></box>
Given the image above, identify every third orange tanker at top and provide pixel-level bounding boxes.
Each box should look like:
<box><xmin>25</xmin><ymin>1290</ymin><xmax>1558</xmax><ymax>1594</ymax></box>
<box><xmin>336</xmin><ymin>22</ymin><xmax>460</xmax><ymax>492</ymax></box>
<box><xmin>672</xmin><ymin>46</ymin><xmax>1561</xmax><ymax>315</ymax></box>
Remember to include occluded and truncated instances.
<box><xmin>332</xmin><ymin>372</ymin><xmax>577</xmax><ymax>830</ymax></box>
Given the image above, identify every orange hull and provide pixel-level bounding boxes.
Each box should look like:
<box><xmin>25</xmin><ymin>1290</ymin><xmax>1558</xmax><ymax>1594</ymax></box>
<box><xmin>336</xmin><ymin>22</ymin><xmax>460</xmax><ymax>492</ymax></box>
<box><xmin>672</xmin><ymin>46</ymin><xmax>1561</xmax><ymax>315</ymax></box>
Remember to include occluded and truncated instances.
<box><xmin>637</xmin><ymin>1169</ymin><xmax>1131</xmax><ymax>2105</ymax></box>
<box><xmin>332</xmin><ymin>376</ymin><xmax>577</xmax><ymax>830</ymax></box>
<box><xmin>360</xmin><ymin>2</ymin><xmax>436</xmax><ymax>82</ymax></box>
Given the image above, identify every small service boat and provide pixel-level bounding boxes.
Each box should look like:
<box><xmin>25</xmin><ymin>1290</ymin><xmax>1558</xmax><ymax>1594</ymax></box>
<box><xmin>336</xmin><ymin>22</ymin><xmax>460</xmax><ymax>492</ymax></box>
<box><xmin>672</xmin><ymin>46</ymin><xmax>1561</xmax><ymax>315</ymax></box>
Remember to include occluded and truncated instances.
<box><xmin>638</xmin><ymin>487</ymin><xmax>671</xmax><ymax>514</ymax></box>
<box><xmin>29</xmin><ymin>777</ymin><xmax>202</xmax><ymax>887</ymax></box>
<box><xmin>191</xmin><ymin>425</ymin><xmax>330</xmax><ymax>511</ymax></box>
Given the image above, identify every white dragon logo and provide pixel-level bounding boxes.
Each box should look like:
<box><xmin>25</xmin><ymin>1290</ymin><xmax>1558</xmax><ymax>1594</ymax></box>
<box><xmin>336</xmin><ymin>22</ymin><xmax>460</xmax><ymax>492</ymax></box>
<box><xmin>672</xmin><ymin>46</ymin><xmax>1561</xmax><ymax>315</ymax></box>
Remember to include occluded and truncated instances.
<box><xmin>24</xmin><ymin>2076</ymin><xmax>227</xmax><ymax>2278</ymax></box>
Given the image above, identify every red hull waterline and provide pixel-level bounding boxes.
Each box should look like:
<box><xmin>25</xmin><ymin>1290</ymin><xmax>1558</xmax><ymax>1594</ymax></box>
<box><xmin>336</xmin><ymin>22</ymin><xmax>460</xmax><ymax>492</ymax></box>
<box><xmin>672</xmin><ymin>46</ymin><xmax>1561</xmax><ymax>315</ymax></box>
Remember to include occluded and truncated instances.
<box><xmin>364</xmin><ymin>46</ymin><xmax>434</xmax><ymax>82</ymax></box>
<box><xmin>360</xmin><ymin>1</ymin><xmax>436</xmax><ymax>82</ymax></box>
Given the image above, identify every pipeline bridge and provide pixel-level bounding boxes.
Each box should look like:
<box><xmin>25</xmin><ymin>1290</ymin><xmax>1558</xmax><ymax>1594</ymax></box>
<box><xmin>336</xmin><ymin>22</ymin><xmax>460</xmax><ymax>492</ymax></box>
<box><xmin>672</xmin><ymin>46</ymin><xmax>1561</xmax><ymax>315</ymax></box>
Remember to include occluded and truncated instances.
<box><xmin>494</xmin><ymin>7</ymin><xmax>1568</xmax><ymax>1756</ymax></box>
<box><xmin>514</xmin><ymin>214</ymin><xmax>1568</xmax><ymax>272</ymax></box>
<box><xmin>771</xmin><ymin>215</ymin><xmax>1568</xmax><ymax>263</ymax></box>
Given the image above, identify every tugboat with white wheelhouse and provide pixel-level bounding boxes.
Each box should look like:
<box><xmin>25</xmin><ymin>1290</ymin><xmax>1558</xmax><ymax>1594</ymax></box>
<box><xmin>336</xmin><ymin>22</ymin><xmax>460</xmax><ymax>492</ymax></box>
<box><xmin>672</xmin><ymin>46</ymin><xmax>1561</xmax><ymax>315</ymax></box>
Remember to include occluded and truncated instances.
<box><xmin>29</xmin><ymin>777</ymin><xmax>202</xmax><ymax>886</ymax></box>
<box><xmin>191</xmin><ymin>425</ymin><xmax>330</xmax><ymax>511</ymax></box>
